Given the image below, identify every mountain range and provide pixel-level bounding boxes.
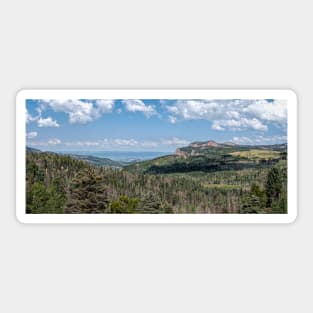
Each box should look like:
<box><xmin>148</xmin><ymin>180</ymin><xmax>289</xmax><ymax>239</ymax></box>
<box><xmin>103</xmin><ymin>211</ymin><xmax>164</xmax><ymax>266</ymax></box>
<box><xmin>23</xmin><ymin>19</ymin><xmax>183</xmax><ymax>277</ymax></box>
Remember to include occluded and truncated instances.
<box><xmin>27</xmin><ymin>140</ymin><xmax>287</xmax><ymax>173</ymax></box>
<box><xmin>125</xmin><ymin>140</ymin><xmax>286</xmax><ymax>174</ymax></box>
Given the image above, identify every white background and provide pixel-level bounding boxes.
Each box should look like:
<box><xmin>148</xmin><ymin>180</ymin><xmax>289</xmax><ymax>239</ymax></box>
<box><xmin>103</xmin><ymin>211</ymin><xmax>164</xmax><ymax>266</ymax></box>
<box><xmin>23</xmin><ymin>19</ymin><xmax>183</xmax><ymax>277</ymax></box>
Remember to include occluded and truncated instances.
<box><xmin>0</xmin><ymin>1</ymin><xmax>311</xmax><ymax>312</ymax></box>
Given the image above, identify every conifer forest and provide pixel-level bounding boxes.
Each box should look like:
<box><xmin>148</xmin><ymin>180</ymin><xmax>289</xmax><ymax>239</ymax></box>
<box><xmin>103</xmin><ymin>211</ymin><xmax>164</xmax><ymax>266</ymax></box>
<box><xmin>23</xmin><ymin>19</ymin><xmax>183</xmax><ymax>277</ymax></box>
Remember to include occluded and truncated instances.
<box><xmin>26</xmin><ymin>141</ymin><xmax>287</xmax><ymax>214</ymax></box>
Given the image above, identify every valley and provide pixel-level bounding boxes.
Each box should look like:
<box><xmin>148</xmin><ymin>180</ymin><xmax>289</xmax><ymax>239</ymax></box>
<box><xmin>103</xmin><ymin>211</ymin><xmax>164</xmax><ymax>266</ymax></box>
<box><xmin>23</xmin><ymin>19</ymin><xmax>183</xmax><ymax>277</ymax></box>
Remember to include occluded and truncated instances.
<box><xmin>25</xmin><ymin>140</ymin><xmax>287</xmax><ymax>214</ymax></box>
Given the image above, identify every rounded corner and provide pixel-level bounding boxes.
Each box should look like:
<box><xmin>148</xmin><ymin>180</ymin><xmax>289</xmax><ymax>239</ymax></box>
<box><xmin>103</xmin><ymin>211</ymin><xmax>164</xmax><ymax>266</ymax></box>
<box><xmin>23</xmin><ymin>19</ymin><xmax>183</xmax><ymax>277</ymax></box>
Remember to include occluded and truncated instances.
<box><xmin>284</xmin><ymin>89</ymin><xmax>298</xmax><ymax>102</ymax></box>
<box><xmin>285</xmin><ymin>211</ymin><xmax>298</xmax><ymax>224</ymax></box>
<box><xmin>16</xmin><ymin>211</ymin><xmax>27</xmax><ymax>224</ymax></box>
<box><xmin>16</xmin><ymin>89</ymin><xmax>28</xmax><ymax>101</ymax></box>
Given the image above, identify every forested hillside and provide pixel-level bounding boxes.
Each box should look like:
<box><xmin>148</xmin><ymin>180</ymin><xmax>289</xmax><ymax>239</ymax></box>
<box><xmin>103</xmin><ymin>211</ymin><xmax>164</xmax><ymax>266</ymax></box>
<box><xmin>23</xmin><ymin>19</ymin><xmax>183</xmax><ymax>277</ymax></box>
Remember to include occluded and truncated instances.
<box><xmin>26</xmin><ymin>142</ymin><xmax>287</xmax><ymax>214</ymax></box>
<box><xmin>125</xmin><ymin>142</ymin><xmax>287</xmax><ymax>174</ymax></box>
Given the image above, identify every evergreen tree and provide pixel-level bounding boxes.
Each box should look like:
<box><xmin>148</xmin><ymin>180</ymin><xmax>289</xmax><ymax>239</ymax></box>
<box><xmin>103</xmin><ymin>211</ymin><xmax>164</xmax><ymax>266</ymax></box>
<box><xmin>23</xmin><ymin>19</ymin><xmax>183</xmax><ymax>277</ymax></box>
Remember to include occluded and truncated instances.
<box><xmin>138</xmin><ymin>192</ymin><xmax>163</xmax><ymax>213</ymax></box>
<box><xmin>28</xmin><ymin>182</ymin><xmax>49</xmax><ymax>214</ymax></box>
<box><xmin>163</xmin><ymin>204</ymin><xmax>174</xmax><ymax>214</ymax></box>
<box><xmin>65</xmin><ymin>168</ymin><xmax>110</xmax><ymax>213</ymax></box>
<box><xmin>250</xmin><ymin>183</ymin><xmax>266</xmax><ymax>208</ymax></box>
<box><xmin>45</xmin><ymin>177</ymin><xmax>66</xmax><ymax>213</ymax></box>
<box><xmin>265</xmin><ymin>168</ymin><xmax>282</xmax><ymax>208</ymax></box>
<box><xmin>240</xmin><ymin>195</ymin><xmax>262</xmax><ymax>214</ymax></box>
<box><xmin>26</xmin><ymin>150</ymin><xmax>287</xmax><ymax>215</ymax></box>
<box><xmin>110</xmin><ymin>196</ymin><xmax>139</xmax><ymax>213</ymax></box>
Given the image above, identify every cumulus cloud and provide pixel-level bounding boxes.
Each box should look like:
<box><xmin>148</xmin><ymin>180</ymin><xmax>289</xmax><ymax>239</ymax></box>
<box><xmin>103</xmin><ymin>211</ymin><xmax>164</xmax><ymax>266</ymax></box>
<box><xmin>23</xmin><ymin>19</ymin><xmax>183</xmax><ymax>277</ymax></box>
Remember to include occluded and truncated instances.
<box><xmin>245</xmin><ymin>100</ymin><xmax>287</xmax><ymax>122</ymax></box>
<box><xmin>26</xmin><ymin>131</ymin><xmax>38</xmax><ymax>139</ymax></box>
<box><xmin>168</xmin><ymin>116</ymin><xmax>177</xmax><ymax>124</ymax></box>
<box><xmin>232</xmin><ymin>136</ymin><xmax>253</xmax><ymax>145</ymax></box>
<box><xmin>113</xmin><ymin>138</ymin><xmax>138</xmax><ymax>146</ymax></box>
<box><xmin>63</xmin><ymin>137</ymin><xmax>190</xmax><ymax>150</ymax></box>
<box><xmin>166</xmin><ymin>99</ymin><xmax>287</xmax><ymax>132</ymax></box>
<box><xmin>48</xmin><ymin>138</ymin><xmax>61</xmax><ymax>145</ymax></box>
<box><xmin>26</xmin><ymin>109</ymin><xmax>35</xmax><ymax>123</ymax></box>
<box><xmin>28</xmin><ymin>138</ymin><xmax>62</xmax><ymax>146</ymax></box>
<box><xmin>139</xmin><ymin>141</ymin><xmax>159</xmax><ymax>148</ymax></box>
<box><xmin>161</xmin><ymin>137</ymin><xmax>190</xmax><ymax>146</ymax></box>
<box><xmin>26</xmin><ymin>106</ymin><xmax>60</xmax><ymax>127</ymax></box>
<box><xmin>64</xmin><ymin>138</ymin><xmax>139</xmax><ymax>148</ymax></box>
<box><xmin>122</xmin><ymin>99</ymin><xmax>157</xmax><ymax>117</ymax></box>
<box><xmin>65</xmin><ymin>141</ymin><xmax>100</xmax><ymax>147</ymax></box>
<box><xmin>37</xmin><ymin>117</ymin><xmax>60</xmax><ymax>128</ymax></box>
<box><xmin>212</xmin><ymin>118</ymin><xmax>267</xmax><ymax>131</ymax></box>
<box><xmin>39</xmin><ymin>99</ymin><xmax>115</xmax><ymax>124</ymax></box>
<box><xmin>232</xmin><ymin>135</ymin><xmax>287</xmax><ymax>145</ymax></box>
<box><xmin>95</xmin><ymin>100</ymin><xmax>115</xmax><ymax>113</ymax></box>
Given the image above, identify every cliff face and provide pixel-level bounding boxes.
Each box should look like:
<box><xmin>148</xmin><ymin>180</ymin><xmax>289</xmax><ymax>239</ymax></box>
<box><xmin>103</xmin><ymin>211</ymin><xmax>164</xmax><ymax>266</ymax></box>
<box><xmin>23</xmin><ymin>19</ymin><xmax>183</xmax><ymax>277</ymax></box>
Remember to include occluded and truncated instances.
<box><xmin>175</xmin><ymin>148</ymin><xmax>188</xmax><ymax>158</ymax></box>
<box><xmin>190</xmin><ymin>140</ymin><xmax>219</xmax><ymax>148</ymax></box>
<box><xmin>175</xmin><ymin>140</ymin><xmax>221</xmax><ymax>157</ymax></box>
<box><xmin>175</xmin><ymin>140</ymin><xmax>235</xmax><ymax>158</ymax></box>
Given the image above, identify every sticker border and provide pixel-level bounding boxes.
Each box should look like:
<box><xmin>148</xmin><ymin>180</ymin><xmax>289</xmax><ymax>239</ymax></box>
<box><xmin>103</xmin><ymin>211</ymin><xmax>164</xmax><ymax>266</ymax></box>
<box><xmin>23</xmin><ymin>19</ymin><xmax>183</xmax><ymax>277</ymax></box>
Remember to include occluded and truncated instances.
<box><xmin>16</xmin><ymin>89</ymin><xmax>298</xmax><ymax>223</ymax></box>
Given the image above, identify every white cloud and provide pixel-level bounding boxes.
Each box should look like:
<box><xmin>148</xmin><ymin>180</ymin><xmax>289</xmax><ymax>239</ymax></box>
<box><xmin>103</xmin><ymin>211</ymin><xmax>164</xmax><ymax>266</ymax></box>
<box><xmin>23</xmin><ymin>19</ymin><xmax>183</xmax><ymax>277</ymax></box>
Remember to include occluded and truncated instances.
<box><xmin>212</xmin><ymin>118</ymin><xmax>267</xmax><ymax>131</ymax></box>
<box><xmin>48</xmin><ymin>138</ymin><xmax>61</xmax><ymax>145</ymax></box>
<box><xmin>122</xmin><ymin>99</ymin><xmax>157</xmax><ymax>117</ymax></box>
<box><xmin>245</xmin><ymin>100</ymin><xmax>287</xmax><ymax>122</ymax></box>
<box><xmin>29</xmin><ymin>138</ymin><xmax>62</xmax><ymax>146</ymax></box>
<box><xmin>63</xmin><ymin>137</ymin><xmax>190</xmax><ymax>150</ymax></box>
<box><xmin>64</xmin><ymin>140</ymin><xmax>101</xmax><ymax>147</ymax></box>
<box><xmin>37</xmin><ymin>117</ymin><xmax>60</xmax><ymax>128</ymax></box>
<box><xmin>39</xmin><ymin>99</ymin><xmax>115</xmax><ymax>124</ymax></box>
<box><xmin>26</xmin><ymin>109</ymin><xmax>39</xmax><ymax>123</ymax></box>
<box><xmin>139</xmin><ymin>141</ymin><xmax>159</xmax><ymax>148</ymax></box>
<box><xmin>95</xmin><ymin>100</ymin><xmax>115</xmax><ymax>113</ymax></box>
<box><xmin>211</xmin><ymin>124</ymin><xmax>224</xmax><ymax>131</ymax></box>
<box><xmin>161</xmin><ymin>137</ymin><xmax>190</xmax><ymax>146</ymax></box>
<box><xmin>26</xmin><ymin>110</ymin><xmax>33</xmax><ymax>123</ymax></box>
<box><xmin>26</xmin><ymin>131</ymin><xmax>38</xmax><ymax>139</ymax></box>
<box><xmin>166</xmin><ymin>99</ymin><xmax>287</xmax><ymax>132</ymax></box>
<box><xmin>232</xmin><ymin>135</ymin><xmax>287</xmax><ymax>145</ymax></box>
<box><xmin>168</xmin><ymin>116</ymin><xmax>177</xmax><ymax>124</ymax></box>
<box><xmin>167</xmin><ymin>100</ymin><xmax>223</xmax><ymax>120</ymax></box>
<box><xmin>113</xmin><ymin>138</ymin><xmax>138</xmax><ymax>146</ymax></box>
<box><xmin>232</xmin><ymin>136</ymin><xmax>253</xmax><ymax>145</ymax></box>
<box><xmin>64</xmin><ymin>138</ymin><xmax>139</xmax><ymax>148</ymax></box>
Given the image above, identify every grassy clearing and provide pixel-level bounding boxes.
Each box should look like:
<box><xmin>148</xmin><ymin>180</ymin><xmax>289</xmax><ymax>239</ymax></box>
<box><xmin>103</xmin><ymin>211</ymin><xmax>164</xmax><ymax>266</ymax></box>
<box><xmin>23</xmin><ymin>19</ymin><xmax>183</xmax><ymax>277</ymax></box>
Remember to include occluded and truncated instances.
<box><xmin>230</xmin><ymin>149</ymin><xmax>280</xmax><ymax>160</ymax></box>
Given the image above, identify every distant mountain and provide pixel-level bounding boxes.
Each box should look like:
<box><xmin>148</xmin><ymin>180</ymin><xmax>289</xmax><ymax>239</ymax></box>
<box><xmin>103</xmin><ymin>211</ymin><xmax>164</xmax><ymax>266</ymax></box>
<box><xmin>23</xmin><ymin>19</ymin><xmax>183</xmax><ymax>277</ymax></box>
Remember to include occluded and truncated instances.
<box><xmin>26</xmin><ymin>141</ymin><xmax>287</xmax><ymax>173</ymax></box>
<box><xmin>223</xmin><ymin>141</ymin><xmax>237</xmax><ymax>146</ymax></box>
<box><xmin>68</xmin><ymin>154</ymin><xmax>123</xmax><ymax>168</ymax></box>
<box><xmin>175</xmin><ymin>140</ymin><xmax>235</xmax><ymax>157</ymax></box>
<box><xmin>189</xmin><ymin>140</ymin><xmax>221</xmax><ymax>148</ymax></box>
<box><xmin>26</xmin><ymin>146</ymin><xmax>41</xmax><ymax>153</ymax></box>
<box><xmin>26</xmin><ymin>147</ymin><xmax>123</xmax><ymax>168</ymax></box>
<box><xmin>175</xmin><ymin>140</ymin><xmax>287</xmax><ymax>158</ymax></box>
<box><xmin>25</xmin><ymin>143</ymin><xmax>288</xmax><ymax>214</ymax></box>
<box><xmin>188</xmin><ymin>140</ymin><xmax>238</xmax><ymax>149</ymax></box>
<box><xmin>126</xmin><ymin>141</ymin><xmax>287</xmax><ymax>174</ymax></box>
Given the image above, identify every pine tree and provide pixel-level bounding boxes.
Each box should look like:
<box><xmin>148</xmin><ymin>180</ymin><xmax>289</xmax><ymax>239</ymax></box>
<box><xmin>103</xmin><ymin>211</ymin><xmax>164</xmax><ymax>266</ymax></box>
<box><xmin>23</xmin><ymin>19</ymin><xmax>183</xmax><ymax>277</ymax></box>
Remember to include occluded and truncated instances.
<box><xmin>163</xmin><ymin>204</ymin><xmax>174</xmax><ymax>214</ymax></box>
<box><xmin>28</xmin><ymin>182</ymin><xmax>49</xmax><ymax>214</ymax></box>
<box><xmin>138</xmin><ymin>192</ymin><xmax>163</xmax><ymax>213</ymax></box>
<box><xmin>250</xmin><ymin>183</ymin><xmax>266</xmax><ymax>208</ymax></box>
<box><xmin>240</xmin><ymin>194</ymin><xmax>262</xmax><ymax>214</ymax></box>
<box><xmin>265</xmin><ymin>168</ymin><xmax>282</xmax><ymax>208</ymax></box>
<box><xmin>45</xmin><ymin>177</ymin><xmax>66</xmax><ymax>213</ymax></box>
<box><xmin>110</xmin><ymin>196</ymin><xmax>139</xmax><ymax>213</ymax></box>
<box><xmin>65</xmin><ymin>168</ymin><xmax>110</xmax><ymax>214</ymax></box>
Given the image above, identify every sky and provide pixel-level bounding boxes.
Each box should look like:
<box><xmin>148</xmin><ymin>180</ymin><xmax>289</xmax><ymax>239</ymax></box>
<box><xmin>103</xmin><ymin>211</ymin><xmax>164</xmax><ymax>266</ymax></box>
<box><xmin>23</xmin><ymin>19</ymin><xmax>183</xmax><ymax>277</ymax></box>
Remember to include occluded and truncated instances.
<box><xmin>26</xmin><ymin>99</ymin><xmax>288</xmax><ymax>152</ymax></box>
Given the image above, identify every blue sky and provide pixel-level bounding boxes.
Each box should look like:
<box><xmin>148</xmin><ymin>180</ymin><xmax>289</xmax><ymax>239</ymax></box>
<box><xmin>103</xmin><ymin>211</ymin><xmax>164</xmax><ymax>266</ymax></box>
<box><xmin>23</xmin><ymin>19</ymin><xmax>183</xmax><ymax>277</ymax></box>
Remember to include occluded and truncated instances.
<box><xmin>26</xmin><ymin>99</ymin><xmax>287</xmax><ymax>152</ymax></box>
